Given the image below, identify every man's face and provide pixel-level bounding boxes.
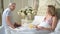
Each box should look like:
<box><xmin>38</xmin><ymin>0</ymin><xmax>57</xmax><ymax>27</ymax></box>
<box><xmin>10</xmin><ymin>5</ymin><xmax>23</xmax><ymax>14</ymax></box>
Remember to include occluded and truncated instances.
<box><xmin>10</xmin><ymin>4</ymin><xmax>16</xmax><ymax>11</ymax></box>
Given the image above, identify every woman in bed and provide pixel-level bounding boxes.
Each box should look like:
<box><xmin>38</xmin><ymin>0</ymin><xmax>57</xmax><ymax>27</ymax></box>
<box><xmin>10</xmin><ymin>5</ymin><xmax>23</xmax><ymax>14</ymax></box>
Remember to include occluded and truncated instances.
<box><xmin>35</xmin><ymin>5</ymin><xmax>58</xmax><ymax>31</ymax></box>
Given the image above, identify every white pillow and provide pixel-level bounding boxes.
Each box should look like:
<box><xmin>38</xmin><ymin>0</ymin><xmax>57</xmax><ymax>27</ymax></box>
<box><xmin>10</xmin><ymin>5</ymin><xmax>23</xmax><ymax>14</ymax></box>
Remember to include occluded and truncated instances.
<box><xmin>55</xmin><ymin>19</ymin><xmax>60</xmax><ymax>32</ymax></box>
<box><xmin>32</xmin><ymin>16</ymin><xmax>45</xmax><ymax>25</ymax></box>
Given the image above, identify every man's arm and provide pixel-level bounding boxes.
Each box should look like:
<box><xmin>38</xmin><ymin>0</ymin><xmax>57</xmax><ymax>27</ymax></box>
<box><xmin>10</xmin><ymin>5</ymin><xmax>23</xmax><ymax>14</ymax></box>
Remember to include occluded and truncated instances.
<box><xmin>6</xmin><ymin>16</ymin><xmax>15</xmax><ymax>29</ymax></box>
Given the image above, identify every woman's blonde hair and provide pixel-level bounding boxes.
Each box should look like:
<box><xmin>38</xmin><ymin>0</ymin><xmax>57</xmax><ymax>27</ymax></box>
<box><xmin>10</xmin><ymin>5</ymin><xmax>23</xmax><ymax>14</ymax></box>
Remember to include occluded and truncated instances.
<box><xmin>48</xmin><ymin>5</ymin><xmax>56</xmax><ymax>16</ymax></box>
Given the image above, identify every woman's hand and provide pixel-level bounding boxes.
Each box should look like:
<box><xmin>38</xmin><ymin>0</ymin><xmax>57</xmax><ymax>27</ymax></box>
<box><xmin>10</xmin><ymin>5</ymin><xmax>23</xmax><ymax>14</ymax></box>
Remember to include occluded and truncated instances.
<box><xmin>36</xmin><ymin>26</ymin><xmax>45</xmax><ymax>30</ymax></box>
<box><xmin>33</xmin><ymin>25</ymin><xmax>45</xmax><ymax>30</ymax></box>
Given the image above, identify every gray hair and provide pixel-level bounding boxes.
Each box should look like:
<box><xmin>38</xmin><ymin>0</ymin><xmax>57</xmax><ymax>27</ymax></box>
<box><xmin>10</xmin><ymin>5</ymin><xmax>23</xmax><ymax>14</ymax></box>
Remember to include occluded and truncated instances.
<box><xmin>8</xmin><ymin>3</ymin><xmax>16</xmax><ymax>7</ymax></box>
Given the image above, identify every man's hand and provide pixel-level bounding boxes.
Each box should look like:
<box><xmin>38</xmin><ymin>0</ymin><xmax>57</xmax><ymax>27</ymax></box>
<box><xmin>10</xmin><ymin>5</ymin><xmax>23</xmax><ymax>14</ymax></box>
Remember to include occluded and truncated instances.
<box><xmin>10</xmin><ymin>25</ymin><xmax>15</xmax><ymax>29</ymax></box>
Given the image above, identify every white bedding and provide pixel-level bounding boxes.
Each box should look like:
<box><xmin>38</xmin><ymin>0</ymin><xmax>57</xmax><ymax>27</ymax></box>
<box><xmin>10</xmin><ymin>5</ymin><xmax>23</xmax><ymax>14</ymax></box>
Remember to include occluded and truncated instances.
<box><xmin>0</xmin><ymin>16</ymin><xmax>60</xmax><ymax>34</ymax></box>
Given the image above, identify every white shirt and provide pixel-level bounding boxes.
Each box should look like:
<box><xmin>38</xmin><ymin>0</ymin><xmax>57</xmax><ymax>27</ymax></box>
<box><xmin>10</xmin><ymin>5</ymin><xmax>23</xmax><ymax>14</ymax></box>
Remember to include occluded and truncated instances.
<box><xmin>2</xmin><ymin>8</ymin><xmax>14</xmax><ymax>26</ymax></box>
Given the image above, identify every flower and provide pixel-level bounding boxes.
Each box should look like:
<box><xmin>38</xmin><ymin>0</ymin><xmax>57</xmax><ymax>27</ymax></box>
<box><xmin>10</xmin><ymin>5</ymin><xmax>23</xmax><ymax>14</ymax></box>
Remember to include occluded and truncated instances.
<box><xmin>17</xmin><ymin>6</ymin><xmax>36</xmax><ymax>20</ymax></box>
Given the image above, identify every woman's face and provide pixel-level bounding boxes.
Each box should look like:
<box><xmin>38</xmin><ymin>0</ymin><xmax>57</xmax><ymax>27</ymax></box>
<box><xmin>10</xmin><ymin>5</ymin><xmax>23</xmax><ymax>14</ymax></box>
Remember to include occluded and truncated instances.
<box><xmin>46</xmin><ymin>7</ymin><xmax>51</xmax><ymax>15</ymax></box>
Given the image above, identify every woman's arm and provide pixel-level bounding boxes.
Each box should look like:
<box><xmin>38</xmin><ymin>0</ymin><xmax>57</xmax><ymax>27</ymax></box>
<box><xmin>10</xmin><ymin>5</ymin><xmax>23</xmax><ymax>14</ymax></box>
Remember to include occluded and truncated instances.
<box><xmin>51</xmin><ymin>16</ymin><xmax>58</xmax><ymax>31</ymax></box>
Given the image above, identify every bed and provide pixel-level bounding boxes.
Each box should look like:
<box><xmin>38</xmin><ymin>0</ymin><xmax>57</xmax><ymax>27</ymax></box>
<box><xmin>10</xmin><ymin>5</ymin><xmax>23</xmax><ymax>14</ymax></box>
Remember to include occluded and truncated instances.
<box><xmin>0</xmin><ymin>16</ymin><xmax>60</xmax><ymax>34</ymax></box>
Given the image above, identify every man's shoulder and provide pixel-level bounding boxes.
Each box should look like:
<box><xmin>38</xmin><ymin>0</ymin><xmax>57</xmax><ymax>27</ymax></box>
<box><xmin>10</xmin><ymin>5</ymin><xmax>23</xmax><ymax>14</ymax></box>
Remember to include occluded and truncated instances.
<box><xmin>4</xmin><ymin>8</ymin><xmax>10</xmax><ymax>11</ymax></box>
<box><xmin>4</xmin><ymin>8</ymin><xmax>11</xmax><ymax>13</ymax></box>
<box><xmin>2</xmin><ymin>8</ymin><xmax>11</xmax><ymax>16</ymax></box>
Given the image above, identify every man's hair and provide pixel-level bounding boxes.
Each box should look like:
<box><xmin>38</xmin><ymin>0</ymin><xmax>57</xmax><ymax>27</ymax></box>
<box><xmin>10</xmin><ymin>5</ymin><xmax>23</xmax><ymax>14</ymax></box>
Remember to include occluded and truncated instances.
<box><xmin>8</xmin><ymin>3</ymin><xmax>16</xmax><ymax>7</ymax></box>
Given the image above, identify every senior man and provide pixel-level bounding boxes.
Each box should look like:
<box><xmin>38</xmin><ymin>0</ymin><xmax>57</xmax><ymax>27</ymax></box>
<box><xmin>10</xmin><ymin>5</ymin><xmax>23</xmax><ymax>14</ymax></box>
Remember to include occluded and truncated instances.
<box><xmin>2</xmin><ymin>3</ymin><xmax>16</xmax><ymax>34</ymax></box>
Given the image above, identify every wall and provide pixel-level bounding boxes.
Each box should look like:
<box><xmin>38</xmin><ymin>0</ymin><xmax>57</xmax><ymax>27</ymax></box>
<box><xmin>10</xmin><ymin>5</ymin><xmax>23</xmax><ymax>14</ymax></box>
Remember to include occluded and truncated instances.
<box><xmin>37</xmin><ymin>0</ymin><xmax>56</xmax><ymax>16</ymax></box>
<box><xmin>0</xmin><ymin>0</ymin><xmax>3</xmax><ymax>25</ymax></box>
<box><xmin>55</xmin><ymin>0</ymin><xmax>60</xmax><ymax>19</ymax></box>
<box><xmin>0</xmin><ymin>4</ymin><xmax>1</xmax><ymax>25</ymax></box>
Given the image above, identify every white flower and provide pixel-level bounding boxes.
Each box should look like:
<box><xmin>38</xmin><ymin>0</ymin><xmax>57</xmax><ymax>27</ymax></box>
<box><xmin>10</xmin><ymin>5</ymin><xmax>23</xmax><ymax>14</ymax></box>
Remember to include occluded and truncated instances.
<box><xmin>17</xmin><ymin>7</ymin><xmax>36</xmax><ymax>20</ymax></box>
<box><xmin>27</xmin><ymin>13</ymin><xmax>31</xmax><ymax>16</ymax></box>
<box><xmin>17</xmin><ymin>12</ymin><xmax>21</xmax><ymax>15</ymax></box>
